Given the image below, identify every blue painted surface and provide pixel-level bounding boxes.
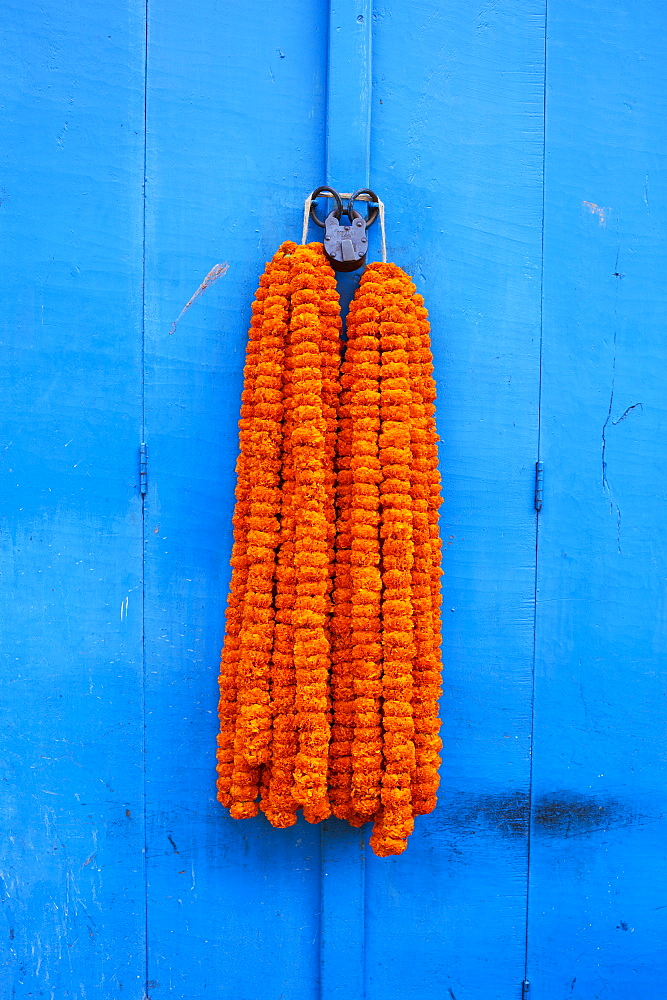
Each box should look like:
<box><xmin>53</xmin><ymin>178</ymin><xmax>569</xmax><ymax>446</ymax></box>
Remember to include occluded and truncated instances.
<box><xmin>365</xmin><ymin>4</ymin><xmax>544</xmax><ymax>997</ymax></box>
<box><xmin>142</xmin><ymin>4</ymin><xmax>327</xmax><ymax>997</ymax></box>
<box><xmin>1</xmin><ymin>1</ymin><xmax>147</xmax><ymax>996</ymax></box>
<box><xmin>327</xmin><ymin>0</ymin><xmax>372</xmax><ymax>193</ymax></box>
<box><xmin>2</xmin><ymin>2</ymin><xmax>666</xmax><ymax>998</ymax></box>
<box><xmin>530</xmin><ymin>3</ymin><xmax>667</xmax><ymax>995</ymax></box>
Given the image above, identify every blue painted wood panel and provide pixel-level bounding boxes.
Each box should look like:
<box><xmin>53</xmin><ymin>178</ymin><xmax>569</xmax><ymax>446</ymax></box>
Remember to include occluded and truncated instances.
<box><xmin>142</xmin><ymin>3</ymin><xmax>328</xmax><ymax>997</ymax></box>
<box><xmin>0</xmin><ymin>1</ymin><xmax>147</xmax><ymax>996</ymax></box>
<box><xmin>3</xmin><ymin>1</ymin><xmax>667</xmax><ymax>997</ymax></box>
<box><xmin>365</xmin><ymin>3</ymin><xmax>544</xmax><ymax>997</ymax></box>
<box><xmin>529</xmin><ymin>3</ymin><xmax>667</xmax><ymax>995</ymax></box>
<box><xmin>141</xmin><ymin>1</ymin><xmax>545</xmax><ymax>996</ymax></box>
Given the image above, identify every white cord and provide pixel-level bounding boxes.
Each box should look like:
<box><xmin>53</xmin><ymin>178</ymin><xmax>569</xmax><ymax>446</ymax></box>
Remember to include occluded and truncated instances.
<box><xmin>378</xmin><ymin>197</ymin><xmax>387</xmax><ymax>263</ymax></box>
<box><xmin>301</xmin><ymin>191</ymin><xmax>386</xmax><ymax>261</ymax></box>
<box><xmin>301</xmin><ymin>192</ymin><xmax>314</xmax><ymax>245</ymax></box>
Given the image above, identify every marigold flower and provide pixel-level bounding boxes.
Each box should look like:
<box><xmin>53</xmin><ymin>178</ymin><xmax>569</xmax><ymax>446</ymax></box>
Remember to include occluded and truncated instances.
<box><xmin>345</xmin><ymin>273</ymin><xmax>384</xmax><ymax>819</ymax></box>
<box><xmin>263</xmin><ymin>294</ymin><xmax>299</xmax><ymax>828</ymax></box>
<box><xmin>234</xmin><ymin>260</ymin><xmax>289</xmax><ymax>779</ymax></box>
<box><xmin>216</xmin><ymin>271</ymin><xmax>267</xmax><ymax>808</ymax></box>
<box><xmin>218</xmin><ymin>246</ymin><xmax>442</xmax><ymax>854</ymax></box>
<box><xmin>328</xmin><ymin>340</ymin><xmax>357</xmax><ymax>822</ymax></box>
<box><xmin>404</xmin><ymin>288</ymin><xmax>443</xmax><ymax>815</ymax></box>
<box><xmin>289</xmin><ymin>245</ymin><xmax>337</xmax><ymax>824</ymax></box>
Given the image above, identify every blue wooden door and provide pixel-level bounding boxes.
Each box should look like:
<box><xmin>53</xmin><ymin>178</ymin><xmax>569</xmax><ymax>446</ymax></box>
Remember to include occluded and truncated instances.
<box><xmin>529</xmin><ymin>6</ymin><xmax>667</xmax><ymax>994</ymax></box>
<box><xmin>2</xmin><ymin>2</ymin><xmax>666</xmax><ymax>998</ymax></box>
<box><xmin>2</xmin><ymin>1</ymin><xmax>147</xmax><ymax>993</ymax></box>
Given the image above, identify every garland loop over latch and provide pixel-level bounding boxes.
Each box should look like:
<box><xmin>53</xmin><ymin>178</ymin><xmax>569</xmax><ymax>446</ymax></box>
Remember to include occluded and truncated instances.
<box><xmin>309</xmin><ymin>186</ymin><xmax>379</xmax><ymax>272</ymax></box>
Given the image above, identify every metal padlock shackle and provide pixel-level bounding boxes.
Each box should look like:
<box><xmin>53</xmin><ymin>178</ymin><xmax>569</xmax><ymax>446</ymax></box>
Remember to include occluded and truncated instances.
<box><xmin>302</xmin><ymin>186</ymin><xmax>387</xmax><ymax>268</ymax></box>
<box><xmin>308</xmin><ymin>186</ymin><xmax>380</xmax><ymax>228</ymax></box>
<box><xmin>305</xmin><ymin>186</ymin><xmax>380</xmax><ymax>272</ymax></box>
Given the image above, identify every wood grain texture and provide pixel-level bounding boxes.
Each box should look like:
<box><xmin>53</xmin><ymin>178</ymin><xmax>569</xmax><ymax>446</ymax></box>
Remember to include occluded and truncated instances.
<box><xmin>142</xmin><ymin>2</ymin><xmax>328</xmax><ymax>997</ymax></box>
<box><xmin>529</xmin><ymin>2</ymin><xmax>667</xmax><ymax>995</ymax></box>
<box><xmin>363</xmin><ymin>2</ymin><xmax>545</xmax><ymax>997</ymax></box>
<box><xmin>327</xmin><ymin>0</ymin><xmax>372</xmax><ymax>192</ymax></box>
<box><xmin>0</xmin><ymin>1</ymin><xmax>147</xmax><ymax>996</ymax></box>
<box><xmin>319</xmin><ymin>6</ymin><xmax>372</xmax><ymax>993</ymax></box>
<box><xmin>4</xmin><ymin>1</ymin><xmax>667</xmax><ymax>996</ymax></box>
<box><xmin>320</xmin><ymin>823</ymin><xmax>367</xmax><ymax>1000</ymax></box>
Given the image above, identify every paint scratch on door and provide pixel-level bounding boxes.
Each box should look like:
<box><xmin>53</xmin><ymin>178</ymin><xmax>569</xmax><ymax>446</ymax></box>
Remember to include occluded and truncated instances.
<box><xmin>583</xmin><ymin>200</ymin><xmax>610</xmax><ymax>226</ymax></box>
<box><xmin>169</xmin><ymin>262</ymin><xmax>229</xmax><ymax>334</ymax></box>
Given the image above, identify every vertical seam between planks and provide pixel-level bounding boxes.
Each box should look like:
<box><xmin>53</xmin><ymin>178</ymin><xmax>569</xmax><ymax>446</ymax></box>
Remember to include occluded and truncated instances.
<box><xmin>320</xmin><ymin>4</ymin><xmax>371</xmax><ymax>998</ymax></box>
<box><xmin>318</xmin><ymin>826</ymin><xmax>325</xmax><ymax>1000</ymax></box>
<box><xmin>319</xmin><ymin>17</ymin><xmax>329</xmax><ymax>1000</ymax></box>
<box><xmin>323</xmin><ymin>0</ymin><xmax>331</xmax><ymax>191</ymax></box>
<box><xmin>524</xmin><ymin>0</ymin><xmax>548</xmax><ymax>989</ymax></box>
<box><xmin>141</xmin><ymin>0</ymin><xmax>149</xmax><ymax>995</ymax></box>
<box><xmin>361</xmin><ymin>833</ymin><xmax>368</xmax><ymax>995</ymax></box>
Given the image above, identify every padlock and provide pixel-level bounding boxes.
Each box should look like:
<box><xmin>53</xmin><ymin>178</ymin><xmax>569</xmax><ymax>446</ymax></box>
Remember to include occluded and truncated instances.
<box><xmin>322</xmin><ymin>208</ymin><xmax>368</xmax><ymax>272</ymax></box>
<box><xmin>308</xmin><ymin>186</ymin><xmax>379</xmax><ymax>273</ymax></box>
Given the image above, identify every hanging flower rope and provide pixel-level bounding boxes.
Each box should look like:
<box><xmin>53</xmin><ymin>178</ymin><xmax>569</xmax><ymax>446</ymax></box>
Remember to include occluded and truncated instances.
<box><xmin>288</xmin><ymin>245</ymin><xmax>337</xmax><ymax>824</ymax></box>
<box><xmin>327</xmin><ymin>326</ymin><xmax>358</xmax><ymax>823</ymax></box>
<box><xmin>406</xmin><ymin>290</ymin><xmax>443</xmax><ymax>817</ymax></box>
<box><xmin>346</xmin><ymin>276</ymin><xmax>384</xmax><ymax>821</ymax></box>
<box><xmin>262</xmin><ymin>245</ymin><xmax>299</xmax><ymax>829</ymax></box>
<box><xmin>217</xmin><ymin>240</ymin><xmax>443</xmax><ymax>856</ymax></box>
<box><xmin>216</xmin><ymin>272</ymin><xmax>265</xmax><ymax>810</ymax></box>
<box><xmin>229</xmin><ymin>250</ymin><xmax>291</xmax><ymax>818</ymax></box>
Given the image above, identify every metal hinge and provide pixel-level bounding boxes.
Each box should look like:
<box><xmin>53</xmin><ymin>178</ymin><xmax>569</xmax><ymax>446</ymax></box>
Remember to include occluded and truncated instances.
<box><xmin>522</xmin><ymin>980</ymin><xmax>530</xmax><ymax>1000</ymax></box>
<box><xmin>534</xmin><ymin>461</ymin><xmax>543</xmax><ymax>512</ymax></box>
<box><xmin>140</xmin><ymin>442</ymin><xmax>147</xmax><ymax>495</ymax></box>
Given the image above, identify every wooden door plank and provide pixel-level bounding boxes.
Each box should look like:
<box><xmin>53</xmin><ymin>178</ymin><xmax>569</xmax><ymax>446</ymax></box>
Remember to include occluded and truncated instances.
<box><xmin>326</xmin><ymin>0</ymin><xmax>373</xmax><ymax>192</ymax></box>
<box><xmin>364</xmin><ymin>2</ymin><xmax>546</xmax><ymax>997</ymax></box>
<box><xmin>529</xmin><ymin>2</ymin><xmax>667</xmax><ymax>995</ymax></box>
<box><xmin>320</xmin><ymin>823</ymin><xmax>367</xmax><ymax>1000</ymax></box>
<box><xmin>318</xmin><ymin>6</ymin><xmax>372</xmax><ymax>997</ymax></box>
<box><xmin>142</xmin><ymin>2</ymin><xmax>328</xmax><ymax>997</ymax></box>
<box><xmin>0</xmin><ymin>2</ymin><xmax>147</xmax><ymax>996</ymax></box>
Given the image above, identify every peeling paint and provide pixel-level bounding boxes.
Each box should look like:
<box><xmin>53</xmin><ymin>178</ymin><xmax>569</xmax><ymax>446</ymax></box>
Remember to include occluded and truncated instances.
<box><xmin>583</xmin><ymin>200</ymin><xmax>611</xmax><ymax>226</ymax></box>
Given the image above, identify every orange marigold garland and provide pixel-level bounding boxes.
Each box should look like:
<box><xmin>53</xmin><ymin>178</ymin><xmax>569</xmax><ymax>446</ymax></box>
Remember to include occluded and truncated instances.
<box><xmin>415</xmin><ymin>293</ymin><xmax>444</xmax><ymax>654</ymax></box>
<box><xmin>216</xmin><ymin>271</ymin><xmax>266</xmax><ymax>809</ymax></box>
<box><xmin>229</xmin><ymin>250</ymin><xmax>290</xmax><ymax>818</ymax></box>
<box><xmin>346</xmin><ymin>277</ymin><xmax>384</xmax><ymax>820</ymax></box>
<box><xmin>289</xmin><ymin>245</ymin><xmax>336</xmax><ymax>824</ymax></box>
<box><xmin>327</xmin><ymin>326</ymin><xmax>357</xmax><ymax>822</ymax></box>
<box><xmin>371</xmin><ymin>266</ymin><xmax>418</xmax><ymax>857</ymax></box>
<box><xmin>263</xmin><ymin>245</ymin><xmax>300</xmax><ymax>828</ymax></box>
<box><xmin>406</xmin><ymin>289</ymin><xmax>443</xmax><ymax>816</ymax></box>
<box><xmin>217</xmin><ymin>241</ymin><xmax>442</xmax><ymax>856</ymax></box>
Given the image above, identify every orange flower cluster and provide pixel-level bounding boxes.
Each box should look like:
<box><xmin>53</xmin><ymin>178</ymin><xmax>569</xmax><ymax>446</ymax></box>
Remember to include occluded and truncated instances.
<box><xmin>217</xmin><ymin>241</ymin><xmax>340</xmax><ymax>826</ymax></box>
<box><xmin>217</xmin><ymin>250</ymin><xmax>442</xmax><ymax>857</ymax></box>
<box><xmin>340</xmin><ymin>263</ymin><xmax>443</xmax><ymax>857</ymax></box>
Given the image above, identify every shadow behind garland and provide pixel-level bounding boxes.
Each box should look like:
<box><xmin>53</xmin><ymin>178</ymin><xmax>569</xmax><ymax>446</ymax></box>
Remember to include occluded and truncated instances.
<box><xmin>216</xmin><ymin>240</ymin><xmax>443</xmax><ymax>857</ymax></box>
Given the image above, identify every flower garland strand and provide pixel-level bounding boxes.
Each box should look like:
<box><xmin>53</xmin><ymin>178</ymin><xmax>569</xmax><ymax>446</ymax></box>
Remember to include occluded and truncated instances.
<box><xmin>346</xmin><ymin>275</ymin><xmax>385</xmax><ymax>820</ymax></box>
<box><xmin>327</xmin><ymin>330</ymin><xmax>357</xmax><ymax>822</ymax></box>
<box><xmin>414</xmin><ymin>293</ymin><xmax>444</xmax><ymax>654</ymax></box>
<box><xmin>263</xmin><ymin>242</ymin><xmax>300</xmax><ymax>828</ymax></box>
<box><xmin>404</xmin><ymin>286</ymin><xmax>443</xmax><ymax>816</ymax></box>
<box><xmin>228</xmin><ymin>250</ymin><xmax>290</xmax><ymax>818</ymax></box>
<box><xmin>369</xmin><ymin>265</ymin><xmax>417</xmax><ymax>858</ymax></box>
<box><xmin>288</xmin><ymin>244</ymin><xmax>336</xmax><ymax>824</ymax></box>
<box><xmin>216</xmin><ymin>272</ymin><xmax>266</xmax><ymax>808</ymax></box>
<box><xmin>217</xmin><ymin>244</ymin><xmax>443</xmax><ymax>856</ymax></box>
<box><xmin>316</xmin><ymin>254</ymin><xmax>344</xmax><ymax>715</ymax></box>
